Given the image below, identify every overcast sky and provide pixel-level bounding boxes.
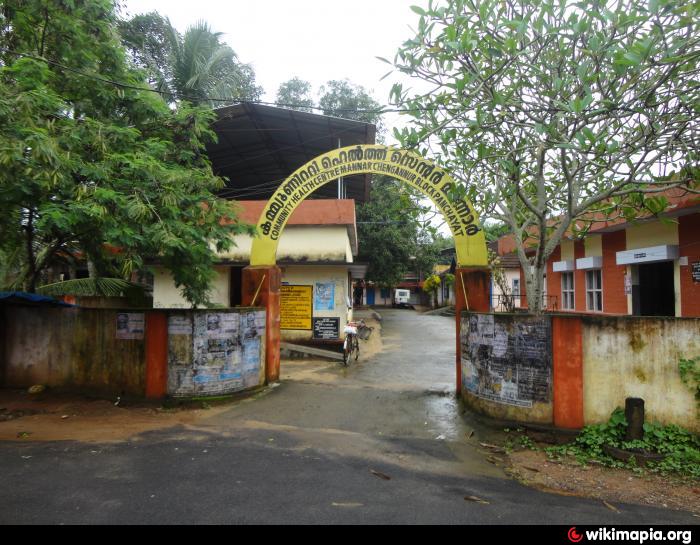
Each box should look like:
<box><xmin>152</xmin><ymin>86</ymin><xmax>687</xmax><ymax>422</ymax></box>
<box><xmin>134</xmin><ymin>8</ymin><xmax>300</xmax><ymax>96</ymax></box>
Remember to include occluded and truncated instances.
<box><xmin>122</xmin><ymin>0</ymin><xmax>429</xmax><ymax>143</ymax></box>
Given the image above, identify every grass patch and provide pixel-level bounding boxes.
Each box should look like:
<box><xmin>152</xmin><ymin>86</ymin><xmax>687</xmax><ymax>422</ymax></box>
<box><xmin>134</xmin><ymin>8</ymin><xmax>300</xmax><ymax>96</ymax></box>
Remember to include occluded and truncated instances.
<box><xmin>546</xmin><ymin>408</ymin><xmax>700</xmax><ymax>479</ymax></box>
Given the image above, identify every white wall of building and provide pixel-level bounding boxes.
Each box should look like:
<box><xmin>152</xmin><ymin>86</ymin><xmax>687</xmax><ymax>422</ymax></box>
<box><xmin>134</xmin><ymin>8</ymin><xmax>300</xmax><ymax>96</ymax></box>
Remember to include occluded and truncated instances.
<box><xmin>218</xmin><ymin>226</ymin><xmax>354</xmax><ymax>263</ymax></box>
<box><xmin>625</xmin><ymin>222</ymin><xmax>681</xmax><ymax>317</ymax></box>
<box><xmin>491</xmin><ymin>268</ymin><xmax>521</xmax><ymax>311</ymax></box>
<box><xmin>153</xmin><ymin>266</ymin><xmax>231</xmax><ymax>309</ymax></box>
<box><xmin>152</xmin><ymin>224</ymin><xmax>353</xmax><ymax>311</ymax></box>
<box><xmin>280</xmin><ymin>265</ymin><xmax>351</xmax><ymax>343</ymax></box>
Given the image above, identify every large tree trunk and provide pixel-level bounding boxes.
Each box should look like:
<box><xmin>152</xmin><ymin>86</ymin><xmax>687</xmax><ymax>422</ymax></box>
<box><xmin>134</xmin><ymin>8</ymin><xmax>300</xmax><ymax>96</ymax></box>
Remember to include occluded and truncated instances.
<box><xmin>525</xmin><ymin>262</ymin><xmax>547</xmax><ymax>314</ymax></box>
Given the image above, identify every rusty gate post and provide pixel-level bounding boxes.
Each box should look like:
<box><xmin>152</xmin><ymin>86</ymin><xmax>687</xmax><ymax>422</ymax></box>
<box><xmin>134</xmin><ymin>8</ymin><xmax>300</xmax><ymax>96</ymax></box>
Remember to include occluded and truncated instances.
<box><xmin>454</xmin><ymin>267</ymin><xmax>491</xmax><ymax>394</ymax></box>
<box><xmin>552</xmin><ymin>315</ymin><xmax>585</xmax><ymax>429</ymax></box>
<box><xmin>625</xmin><ymin>397</ymin><xmax>645</xmax><ymax>441</ymax></box>
<box><xmin>145</xmin><ymin>311</ymin><xmax>168</xmax><ymax>398</ymax></box>
<box><xmin>242</xmin><ymin>266</ymin><xmax>281</xmax><ymax>384</ymax></box>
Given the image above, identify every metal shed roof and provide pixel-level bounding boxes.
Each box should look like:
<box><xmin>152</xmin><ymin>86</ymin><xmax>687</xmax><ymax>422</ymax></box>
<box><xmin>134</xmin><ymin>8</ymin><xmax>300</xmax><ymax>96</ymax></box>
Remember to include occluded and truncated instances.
<box><xmin>0</xmin><ymin>291</ymin><xmax>73</xmax><ymax>307</ymax></box>
<box><xmin>207</xmin><ymin>103</ymin><xmax>376</xmax><ymax>203</ymax></box>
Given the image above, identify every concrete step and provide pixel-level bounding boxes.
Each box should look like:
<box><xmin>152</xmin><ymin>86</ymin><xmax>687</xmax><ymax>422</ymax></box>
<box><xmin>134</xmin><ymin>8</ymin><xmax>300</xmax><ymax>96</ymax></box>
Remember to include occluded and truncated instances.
<box><xmin>280</xmin><ymin>342</ymin><xmax>343</xmax><ymax>361</ymax></box>
<box><xmin>422</xmin><ymin>305</ymin><xmax>456</xmax><ymax>316</ymax></box>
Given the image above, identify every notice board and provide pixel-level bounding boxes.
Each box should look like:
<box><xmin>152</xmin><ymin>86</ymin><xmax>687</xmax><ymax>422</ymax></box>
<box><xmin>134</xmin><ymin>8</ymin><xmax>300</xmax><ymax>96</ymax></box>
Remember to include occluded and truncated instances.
<box><xmin>692</xmin><ymin>262</ymin><xmax>700</xmax><ymax>283</ymax></box>
<box><xmin>313</xmin><ymin>317</ymin><xmax>340</xmax><ymax>340</ymax></box>
<box><xmin>280</xmin><ymin>285</ymin><xmax>312</xmax><ymax>330</ymax></box>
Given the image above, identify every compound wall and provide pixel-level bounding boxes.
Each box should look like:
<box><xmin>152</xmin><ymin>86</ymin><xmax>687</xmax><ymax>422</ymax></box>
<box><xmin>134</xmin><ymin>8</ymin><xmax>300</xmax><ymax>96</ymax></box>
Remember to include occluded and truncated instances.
<box><xmin>460</xmin><ymin>312</ymin><xmax>699</xmax><ymax>432</ymax></box>
<box><xmin>0</xmin><ymin>305</ymin><xmax>266</xmax><ymax>399</ymax></box>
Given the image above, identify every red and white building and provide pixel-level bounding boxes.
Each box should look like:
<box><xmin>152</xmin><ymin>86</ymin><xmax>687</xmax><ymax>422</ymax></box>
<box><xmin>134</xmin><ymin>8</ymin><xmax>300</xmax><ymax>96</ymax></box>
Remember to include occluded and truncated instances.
<box><xmin>498</xmin><ymin>191</ymin><xmax>700</xmax><ymax>317</ymax></box>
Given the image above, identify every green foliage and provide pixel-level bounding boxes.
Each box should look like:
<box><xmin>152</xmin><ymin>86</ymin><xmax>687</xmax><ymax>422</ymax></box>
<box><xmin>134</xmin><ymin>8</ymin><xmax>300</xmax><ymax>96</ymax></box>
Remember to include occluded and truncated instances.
<box><xmin>423</xmin><ymin>274</ymin><xmax>441</xmax><ymax>293</ymax></box>
<box><xmin>276</xmin><ymin>77</ymin><xmax>314</xmax><ymax>112</ymax></box>
<box><xmin>117</xmin><ymin>11</ymin><xmax>173</xmax><ymax>92</ymax></box>
<box><xmin>679</xmin><ymin>356</ymin><xmax>700</xmax><ymax>407</ymax></box>
<box><xmin>519</xmin><ymin>435</ymin><xmax>537</xmax><ymax>451</ymax></box>
<box><xmin>357</xmin><ymin>177</ymin><xmax>441</xmax><ymax>288</ymax></box>
<box><xmin>502</xmin><ymin>427</ymin><xmax>538</xmax><ymax>453</ymax></box>
<box><xmin>119</xmin><ymin>14</ymin><xmax>262</xmax><ymax>105</ymax></box>
<box><xmin>392</xmin><ymin>0</ymin><xmax>700</xmax><ymax>312</ymax></box>
<box><xmin>275</xmin><ymin>77</ymin><xmax>385</xmax><ymax>138</ymax></box>
<box><xmin>0</xmin><ymin>0</ymin><xmax>255</xmax><ymax>305</ymax></box>
<box><xmin>319</xmin><ymin>79</ymin><xmax>385</xmax><ymax>137</ymax></box>
<box><xmin>547</xmin><ymin>408</ymin><xmax>700</xmax><ymax>479</ymax></box>
<box><xmin>482</xmin><ymin>222</ymin><xmax>510</xmax><ymax>243</ymax></box>
<box><xmin>423</xmin><ymin>273</ymin><xmax>441</xmax><ymax>306</ymax></box>
<box><xmin>37</xmin><ymin>277</ymin><xmax>145</xmax><ymax>298</ymax></box>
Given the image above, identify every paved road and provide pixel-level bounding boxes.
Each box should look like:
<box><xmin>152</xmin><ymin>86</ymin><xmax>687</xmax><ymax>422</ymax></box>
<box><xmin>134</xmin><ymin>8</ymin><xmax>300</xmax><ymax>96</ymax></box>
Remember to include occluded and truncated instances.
<box><xmin>0</xmin><ymin>309</ymin><xmax>696</xmax><ymax>524</ymax></box>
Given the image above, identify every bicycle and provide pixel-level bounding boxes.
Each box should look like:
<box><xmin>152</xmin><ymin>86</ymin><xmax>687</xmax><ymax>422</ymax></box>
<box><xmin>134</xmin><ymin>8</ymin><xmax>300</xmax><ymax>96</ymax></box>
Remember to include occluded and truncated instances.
<box><xmin>342</xmin><ymin>320</ymin><xmax>375</xmax><ymax>365</ymax></box>
<box><xmin>342</xmin><ymin>321</ymin><xmax>361</xmax><ymax>366</ymax></box>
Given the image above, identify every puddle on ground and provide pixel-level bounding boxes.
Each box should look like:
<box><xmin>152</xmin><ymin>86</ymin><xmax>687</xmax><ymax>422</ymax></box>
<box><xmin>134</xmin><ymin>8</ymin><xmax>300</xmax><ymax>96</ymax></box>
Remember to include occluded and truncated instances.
<box><xmin>422</xmin><ymin>393</ymin><xmax>463</xmax><ymax>441</ymax></box>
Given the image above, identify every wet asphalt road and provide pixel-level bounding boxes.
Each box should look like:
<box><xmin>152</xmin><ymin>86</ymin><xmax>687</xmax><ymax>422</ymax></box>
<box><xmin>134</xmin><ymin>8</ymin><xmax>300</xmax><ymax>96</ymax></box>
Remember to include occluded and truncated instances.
<box><xmin>0</xmin><ymin>309</ymin><xmax>696</xmax><ymax>524</ymax></box>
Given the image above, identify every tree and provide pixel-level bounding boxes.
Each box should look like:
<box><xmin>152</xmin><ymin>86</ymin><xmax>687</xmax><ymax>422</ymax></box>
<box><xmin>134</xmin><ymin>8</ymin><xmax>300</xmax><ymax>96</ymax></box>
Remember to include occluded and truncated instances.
<box><xmin>391</xmin><ymin>0</ymin><xmax>699</xmax><ymax>312</ymax></box>
<box><xmin>0</xmin><ymin>0</ymin><xmax>254</xmax><ymax>305</ymax></box>
<box><xmin>357</xmin><ymin>177</ymin><xmax>440</xmax><ymax>288</ymax></box>
<box><xmin>119</xmin><ymin>15</ymin><xmax>262</xmax><ymax>105</ymax></box>
<box><xmin>423</xmin><ymin>274</ymin><xmax>441</xmax><ymax>308</ymax></box>
<box><xmin>276</xmin><ymin>77</ymin><xmax>314</xmax><ymax>112</ymax></box>
<box><xmin>313</xmin><ymin>79</ymin><xmax>437</xmax><ymax>286</ymax></box>
<box><xmin>482</xmin><ymin>222</ymin><xmax>510</xmax><ymax>243</ymax></box>
<box><xmin>117</xmin><ymin>11</ymin><xmax>173</xmax><ymax>92</ymax></box>
<box><xmin>319</xmin><ymin>79</ymin><xmax>385</xmax><ymax>136</ymax></box>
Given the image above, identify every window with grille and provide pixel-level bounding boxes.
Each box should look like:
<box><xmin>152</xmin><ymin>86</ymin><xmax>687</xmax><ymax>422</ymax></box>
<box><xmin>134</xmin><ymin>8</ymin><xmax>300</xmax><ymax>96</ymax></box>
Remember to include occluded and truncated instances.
<box><xmin>586</xmin><ymin>269</ymin><xmax>603</xmax><ymax>312</ymax></box>
<box><xmin>561</xmin><ymin>272</ymin><xmax>575</xmax><ymax>310</ymax></box>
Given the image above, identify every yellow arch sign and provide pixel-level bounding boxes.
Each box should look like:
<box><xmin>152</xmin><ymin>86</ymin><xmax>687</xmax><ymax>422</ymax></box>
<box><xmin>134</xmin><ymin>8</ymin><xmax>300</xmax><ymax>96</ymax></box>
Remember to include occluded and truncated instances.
<box><xmin>250</xmin><ymin>145</ymin><xmax>488</xmax><ymax>268</ymax></box>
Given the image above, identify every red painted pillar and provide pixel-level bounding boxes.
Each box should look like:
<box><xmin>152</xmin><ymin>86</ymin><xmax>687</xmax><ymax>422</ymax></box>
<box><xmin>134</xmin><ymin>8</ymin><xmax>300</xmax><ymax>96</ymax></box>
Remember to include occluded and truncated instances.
<box><xmin>242</xmin><ymin>266</ymin><xmax>281</xmax><ymax>384</ymax></box>
<box><xmin>454</xmin><ymin>267</ymin><xmax>491</xmax><ymax>394</ymax></box>
<box><xmin>552</xmin><ymin>316</ymin><xmax>584</xmax><ymax>429</ymax></box>
<box><xmin>145</xmin><ymin>311</ymin><xmax>168</xmax><ymax>398</ymax></box>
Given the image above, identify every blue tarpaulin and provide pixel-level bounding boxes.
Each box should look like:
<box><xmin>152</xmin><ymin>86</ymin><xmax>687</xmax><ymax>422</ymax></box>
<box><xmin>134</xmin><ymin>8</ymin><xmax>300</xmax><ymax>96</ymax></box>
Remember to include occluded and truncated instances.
<box><xmin>0</xmin><ymin>291</ymin><xmax>73</xmax><ymax>307</ymax></box>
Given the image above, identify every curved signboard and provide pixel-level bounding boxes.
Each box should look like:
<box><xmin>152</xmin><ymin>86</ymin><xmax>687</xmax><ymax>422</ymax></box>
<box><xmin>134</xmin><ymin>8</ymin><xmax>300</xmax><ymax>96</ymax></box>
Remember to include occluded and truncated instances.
<box><xmin>250</xmin><ymin>145</ymin><xmax>487</xmax><ymax>268</ymax></box>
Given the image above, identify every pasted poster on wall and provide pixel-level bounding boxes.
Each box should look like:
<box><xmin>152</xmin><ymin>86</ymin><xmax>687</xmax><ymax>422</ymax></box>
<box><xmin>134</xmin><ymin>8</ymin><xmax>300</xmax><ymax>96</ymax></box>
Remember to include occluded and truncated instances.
<box><xmin>168</xmin><ymin>315</ymin><xmax>192</xmax><ymax>335</ymax></box>
<box><xmin>241</xmin><ymin>310</ymin><xmax>265</xmax><ymax>388</ymax></box>
<box><xmin>461</xmin><ymin>313</ymin><xmax>551</xmax><ymax>408</ymax></box>
<box><xmin>167</xmin><ymin>314</ymin><xmax>194</xmax><ymax>393</ymax></box>
<box><xmin>168</xmin><ymin>311</ymin><xmax>264</xmax><ymax>397</ymax></box>
<box><xmin>314</xmin><ymin>282</ymin><xmax>335</xmax><ymax>311</ymax></box>
<box><xmin>115</xmin><ymin>312</ymin><xmax>145</xmax><ymax>340</ymax></box>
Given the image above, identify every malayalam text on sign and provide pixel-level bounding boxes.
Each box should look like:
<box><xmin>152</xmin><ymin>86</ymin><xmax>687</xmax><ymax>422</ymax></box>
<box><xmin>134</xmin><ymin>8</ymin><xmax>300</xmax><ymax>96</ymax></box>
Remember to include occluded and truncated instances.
<box><xmin>280</xmin><ymin>285</ymin><xmax>312</xmax><ymax>330</ymax></box>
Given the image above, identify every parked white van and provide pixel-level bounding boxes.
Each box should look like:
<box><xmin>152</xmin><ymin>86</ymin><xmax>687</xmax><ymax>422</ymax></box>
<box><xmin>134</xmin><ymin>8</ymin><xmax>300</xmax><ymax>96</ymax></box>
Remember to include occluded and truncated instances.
<box><xmin>393</xmin><ymin>289</ymin><xmax>411</xmax><ymax>307</ymax></box>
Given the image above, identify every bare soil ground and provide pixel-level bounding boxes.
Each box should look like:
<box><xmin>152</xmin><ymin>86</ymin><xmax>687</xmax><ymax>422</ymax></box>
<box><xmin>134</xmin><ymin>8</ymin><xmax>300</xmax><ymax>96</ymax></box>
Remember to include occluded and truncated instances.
<box><xmin>507</xmin><ymin>449</ymin><xmax>700</xmax><ymax>516</ymax></box>
<box><xmin>0</xmin><ymin>390</ymin><xmax>234</xmax><ymax>443</ymax></box>
<box><xmin>279</xmin><ymin>315</ymin><xmax>383</xmax><ymax>383</ymax></box>
<box><xmin>0</xmin><ymin>315</ymin><xmax>383</xmax><ymax>444</ymax></box>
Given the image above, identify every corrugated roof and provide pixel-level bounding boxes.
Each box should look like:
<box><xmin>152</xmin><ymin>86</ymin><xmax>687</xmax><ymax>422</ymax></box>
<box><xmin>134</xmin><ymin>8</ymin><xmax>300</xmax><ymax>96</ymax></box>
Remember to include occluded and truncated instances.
<box><xmin>0</xmin><ymin>291</ymin><xmax>73</xmax><ymax>307</ymax></box>
<box><xmin>208</xmin><ymin>103</ymin><xmax>376</xmax><ymax>203</ymax></box>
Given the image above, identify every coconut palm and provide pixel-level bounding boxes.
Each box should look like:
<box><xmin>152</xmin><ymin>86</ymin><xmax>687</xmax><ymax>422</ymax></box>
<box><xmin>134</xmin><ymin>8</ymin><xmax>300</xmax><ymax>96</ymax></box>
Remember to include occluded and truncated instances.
<box><xmin>120</xmin><ymin>16</ymin><xmax>262</xmax><ymax>106</ymax></box>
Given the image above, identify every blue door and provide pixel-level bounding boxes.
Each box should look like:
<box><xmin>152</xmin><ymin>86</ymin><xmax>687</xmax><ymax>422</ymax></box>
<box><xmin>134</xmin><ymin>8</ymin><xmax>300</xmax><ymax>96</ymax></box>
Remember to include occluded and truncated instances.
<box><xmin>366</xmin><ymin>288</ymin><xmax>375</xmax><ymax>305</ymax></box>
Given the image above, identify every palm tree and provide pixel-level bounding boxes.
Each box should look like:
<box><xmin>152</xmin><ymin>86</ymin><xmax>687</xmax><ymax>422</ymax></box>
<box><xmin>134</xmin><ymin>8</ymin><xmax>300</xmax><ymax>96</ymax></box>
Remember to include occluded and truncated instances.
<box><xmin>170</xmin><ymin>21</ymin><xmax>242</xmax><ymax>105</ymax></box>
<box><xmin>120</xmin><ymin>16</ymin><xmax>262</xmax><ymax>106</ymax></box>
